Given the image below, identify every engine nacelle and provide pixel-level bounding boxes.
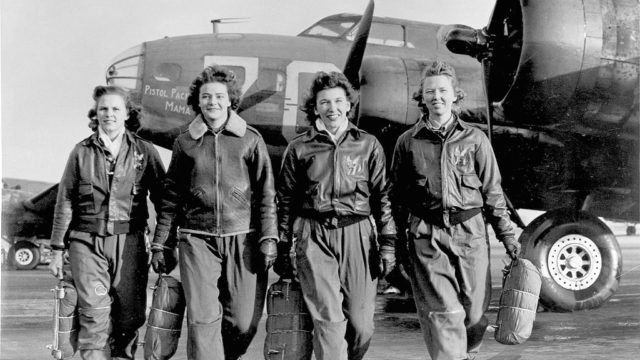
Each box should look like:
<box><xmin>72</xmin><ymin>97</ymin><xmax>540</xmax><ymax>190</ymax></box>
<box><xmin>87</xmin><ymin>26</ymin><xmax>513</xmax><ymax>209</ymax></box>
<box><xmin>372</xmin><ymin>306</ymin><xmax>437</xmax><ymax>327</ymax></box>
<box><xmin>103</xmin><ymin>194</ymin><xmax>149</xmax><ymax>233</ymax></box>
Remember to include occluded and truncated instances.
<box><xmin>358</xmin><ymin>56</ymin><xmax>422</xmax><ymax>127</ymax></box>
<box><xmin>358</xmin><ymin>55</ymin><xmax>484</xmax><ymax>128</ymax></box>
<box><xmin>492</xmin><ymin>0</ymin><xmax>639</xmax><ymax>134</ymax></box>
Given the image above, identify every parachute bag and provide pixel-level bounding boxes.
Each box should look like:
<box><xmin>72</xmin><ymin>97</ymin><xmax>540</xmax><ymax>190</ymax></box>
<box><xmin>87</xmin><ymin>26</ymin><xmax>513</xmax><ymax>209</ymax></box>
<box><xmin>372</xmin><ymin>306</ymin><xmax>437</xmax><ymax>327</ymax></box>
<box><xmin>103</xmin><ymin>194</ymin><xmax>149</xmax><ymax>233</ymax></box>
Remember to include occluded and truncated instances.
<box><xmin>495</xmin><ymin>258</ymin><xmax>542</xmax><ymax>345</ymax></box>
<box><xmin>264</xmin><ymin>278</ymin><xmax>313</xmax><ymax>360</ymax></box>
<box><xmin>144</xmin><ymin>275</ymin><xmax>186</xmax><ymax>360</ymax></box>
<box><xmin>48</xmin><ymin>278</ymin><xmax>79</xmax><ymax>359</ymax></box>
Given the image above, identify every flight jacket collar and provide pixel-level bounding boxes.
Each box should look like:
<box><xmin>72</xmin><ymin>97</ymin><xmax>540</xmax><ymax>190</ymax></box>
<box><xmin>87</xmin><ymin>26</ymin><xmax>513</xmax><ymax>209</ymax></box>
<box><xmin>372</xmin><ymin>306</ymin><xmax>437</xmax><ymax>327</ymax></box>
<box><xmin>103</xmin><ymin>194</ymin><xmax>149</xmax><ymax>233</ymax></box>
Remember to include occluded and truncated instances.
<box><xmin>411</xmin><ymin>113</ymin><xmax>470</xmax><ymax>139</ymax></box>
<box><xmin>83</xmin><ymin>129</ymin><xmax>137</xmax><ymax>149</ymax></box>
<box><xmin>188</xmin><ymin>111</ymin><xmax>247</xmax><ymax>140</ymax></box>
<box><xmin>305</xmin><ymin>120</ymin><xmax>362</xmax><ymax>143</ymax></box>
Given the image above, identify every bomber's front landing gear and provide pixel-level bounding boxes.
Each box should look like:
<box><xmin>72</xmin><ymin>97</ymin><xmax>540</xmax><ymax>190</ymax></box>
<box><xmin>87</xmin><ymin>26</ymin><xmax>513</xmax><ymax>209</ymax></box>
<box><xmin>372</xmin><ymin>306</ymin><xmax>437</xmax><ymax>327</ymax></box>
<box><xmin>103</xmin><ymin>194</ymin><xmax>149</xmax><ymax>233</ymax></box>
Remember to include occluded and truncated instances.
<box><xmin>519</xmin><ymin>209</ymin><xmax>622</xmax><ymax>311</ymax></box>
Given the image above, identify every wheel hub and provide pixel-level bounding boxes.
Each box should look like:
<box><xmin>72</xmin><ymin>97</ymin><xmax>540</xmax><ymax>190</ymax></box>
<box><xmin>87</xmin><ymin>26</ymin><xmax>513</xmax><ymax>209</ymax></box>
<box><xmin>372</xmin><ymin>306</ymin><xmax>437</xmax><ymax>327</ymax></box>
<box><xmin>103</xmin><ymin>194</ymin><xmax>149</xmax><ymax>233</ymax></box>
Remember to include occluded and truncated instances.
<box><xmin>547</xmin><ymin>234</ymin><xmax>602</xmax><ymax>290</ymax></box>
<box><xmin>15</xmin><ymin>249</ymin><xmax>33</xmax><ymax>265</ymax></box>
<box><xmin>566</xmin><ymin>255</ymin><xmax>583</xmax><ymax>269</ymax></box>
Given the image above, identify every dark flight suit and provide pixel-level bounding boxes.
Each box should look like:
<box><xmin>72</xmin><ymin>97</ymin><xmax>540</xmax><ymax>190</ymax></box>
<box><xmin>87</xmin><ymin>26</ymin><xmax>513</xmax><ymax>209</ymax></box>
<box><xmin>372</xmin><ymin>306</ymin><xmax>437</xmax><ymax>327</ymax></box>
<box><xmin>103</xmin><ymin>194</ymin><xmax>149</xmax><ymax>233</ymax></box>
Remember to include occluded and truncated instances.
<box><xmin>390</xmin><ymin>116</ymin><xmax>516</xmax><ymax>360</ymax></box>
<box><xmin>152</xmin><ymin>112</ymin><xmax>278</xmax><ymax>360</ymax></box>
<box><xmin>278</xmin><ymin>122</ymin><xmax>396</xmax><ymax>360</ymax></box>
<box><xmin>51</xmin><ymin>131</ymin><xmax>165</xmax><ymax>360</ymax></box>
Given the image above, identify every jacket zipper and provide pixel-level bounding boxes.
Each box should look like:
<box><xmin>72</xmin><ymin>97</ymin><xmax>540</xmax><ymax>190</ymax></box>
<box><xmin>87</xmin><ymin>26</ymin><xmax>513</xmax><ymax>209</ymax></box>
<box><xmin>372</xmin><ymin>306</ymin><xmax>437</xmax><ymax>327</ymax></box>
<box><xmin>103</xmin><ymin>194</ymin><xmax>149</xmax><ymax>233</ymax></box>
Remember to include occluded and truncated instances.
<box><xmin>333</xmin><ymin>141</ymin><xmax>339</xmax><ymax>212</ymax></box>
<box><xmin>441</xmin><ymin>138</ymin><xmax>449</xmax><ymax>212</ymax></box>
<box><xmin>96</xmin><ymin>145</ymin><xmax>113</xmax><ymax>220</ymax></box>
<box><xmin>214</xmin><ymin>131</ymin><xmax>221</xmax><ymax>236</ymax></box>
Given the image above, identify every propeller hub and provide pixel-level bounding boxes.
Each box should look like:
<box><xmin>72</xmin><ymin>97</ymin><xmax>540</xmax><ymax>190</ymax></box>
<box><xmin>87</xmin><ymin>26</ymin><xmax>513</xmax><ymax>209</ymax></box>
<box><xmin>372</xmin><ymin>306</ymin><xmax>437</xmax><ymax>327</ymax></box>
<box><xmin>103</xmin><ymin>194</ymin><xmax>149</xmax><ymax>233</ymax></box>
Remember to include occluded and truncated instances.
<box><xmin>444</xmin><ymin>26</ymin><xmax>491</xmax><ymax>61</ymax></box>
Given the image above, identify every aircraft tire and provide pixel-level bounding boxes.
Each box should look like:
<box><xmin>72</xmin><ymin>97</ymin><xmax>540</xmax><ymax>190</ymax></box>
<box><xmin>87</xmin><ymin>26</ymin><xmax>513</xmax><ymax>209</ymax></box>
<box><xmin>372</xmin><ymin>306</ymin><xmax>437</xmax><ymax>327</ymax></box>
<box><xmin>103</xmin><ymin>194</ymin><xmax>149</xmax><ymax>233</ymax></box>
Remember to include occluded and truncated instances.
<box><xmin>519</xmin><ymin>209</ymin><xmax>622</xmax><ymax>311</ymax></box>
<box><xmin>12</xmin><ymin>241</ymin><xmax>40</xmax><ymax>270</ymax></box>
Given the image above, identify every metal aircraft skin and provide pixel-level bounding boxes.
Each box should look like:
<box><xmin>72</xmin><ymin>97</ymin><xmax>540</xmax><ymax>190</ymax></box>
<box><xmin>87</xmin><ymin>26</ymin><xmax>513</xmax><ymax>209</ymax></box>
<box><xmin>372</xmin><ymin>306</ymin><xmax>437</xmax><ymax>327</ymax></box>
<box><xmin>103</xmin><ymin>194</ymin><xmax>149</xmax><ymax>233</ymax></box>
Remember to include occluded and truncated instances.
<box><xmin>7</xmin><ymin>0</ymin><xmax>637</xmax><ymax>312</ymax></box>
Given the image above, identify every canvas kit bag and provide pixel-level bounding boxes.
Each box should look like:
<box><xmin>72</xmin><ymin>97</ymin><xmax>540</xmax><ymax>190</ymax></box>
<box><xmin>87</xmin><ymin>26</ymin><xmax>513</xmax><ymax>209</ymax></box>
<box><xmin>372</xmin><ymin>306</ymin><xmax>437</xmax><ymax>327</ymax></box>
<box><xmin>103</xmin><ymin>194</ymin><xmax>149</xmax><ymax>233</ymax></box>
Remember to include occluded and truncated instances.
<box><xmin>264</xmin><ymin>278</ymin><xmax>313</xmax><ymax>360</ymax></box>
<box><xmin>495</xmin><ymin>258</ymin><xmax>542</xmax><ymax>345</ymax></box>
<box><xmin>144</xmin><ymin>274</ymin><xmax>186</xmax><ymax>360</ymax></box>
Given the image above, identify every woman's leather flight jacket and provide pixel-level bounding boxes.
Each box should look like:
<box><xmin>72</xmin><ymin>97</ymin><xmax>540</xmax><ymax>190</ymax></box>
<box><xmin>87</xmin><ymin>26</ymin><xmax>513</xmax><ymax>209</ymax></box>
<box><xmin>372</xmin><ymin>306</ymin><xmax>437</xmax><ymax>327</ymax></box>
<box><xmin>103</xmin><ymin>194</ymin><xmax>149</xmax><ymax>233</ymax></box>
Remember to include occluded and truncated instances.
<box><xmin>390</xmin><ymin>117</ymin><xmax>515</xmax><ymax>242</ymax></box>
<box><xmin>277</xmin><ymin>122</ymin><xmax>396</xmax><ymax>239</ymax></box>
<box><xmin>153</xmin><ymin>112</ymin><xmax>278</xmax><ymax>245</ymax></box>
<box><xmin>50</xmin><ymin>131</ymin><xmax>166</xmax><ymax>248</ymax></box>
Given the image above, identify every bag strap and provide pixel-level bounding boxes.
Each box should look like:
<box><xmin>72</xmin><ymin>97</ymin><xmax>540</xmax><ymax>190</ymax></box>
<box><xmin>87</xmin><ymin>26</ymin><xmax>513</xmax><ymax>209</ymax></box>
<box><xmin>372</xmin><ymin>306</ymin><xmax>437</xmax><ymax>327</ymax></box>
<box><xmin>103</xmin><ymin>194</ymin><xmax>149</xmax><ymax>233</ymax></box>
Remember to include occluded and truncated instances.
<box><xmin>501</xmin><ymin>258</ymin><xmax>519</xmax><ymax>287</ymax></box>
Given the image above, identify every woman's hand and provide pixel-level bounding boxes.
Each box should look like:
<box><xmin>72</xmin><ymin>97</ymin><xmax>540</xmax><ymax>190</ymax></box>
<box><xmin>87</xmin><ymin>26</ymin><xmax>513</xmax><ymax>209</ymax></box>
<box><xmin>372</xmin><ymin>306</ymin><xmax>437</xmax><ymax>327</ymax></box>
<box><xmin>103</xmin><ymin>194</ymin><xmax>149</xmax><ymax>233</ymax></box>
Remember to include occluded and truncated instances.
<box><xmin>48</xmin><ymin>250</ymin><xmax>64</xmax><ymax>279</ymax></box>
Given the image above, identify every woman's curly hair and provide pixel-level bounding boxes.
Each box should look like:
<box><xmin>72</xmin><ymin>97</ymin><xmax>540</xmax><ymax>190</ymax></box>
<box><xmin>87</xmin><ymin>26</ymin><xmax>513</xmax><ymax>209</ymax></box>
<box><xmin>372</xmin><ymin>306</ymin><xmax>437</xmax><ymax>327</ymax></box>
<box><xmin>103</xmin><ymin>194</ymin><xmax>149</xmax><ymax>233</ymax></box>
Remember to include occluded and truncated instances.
<box><xmin>300</xmin><ymin>71</ymin><xmax>359</xmax><ymax>124</ymax></box>
<box><xmin>412</xmin><ymin>60</ymin><xmax>466</xmax><ymax>115</ymax></box>
<box><xmin>187</xmin><ymin>65</ymin><xmax>242</xmax><ymax>115</ymax></box>
<box><xmin>87</xmin><ymin>85</ymin><xmax>141</xmax><ymax>132</ymax></box>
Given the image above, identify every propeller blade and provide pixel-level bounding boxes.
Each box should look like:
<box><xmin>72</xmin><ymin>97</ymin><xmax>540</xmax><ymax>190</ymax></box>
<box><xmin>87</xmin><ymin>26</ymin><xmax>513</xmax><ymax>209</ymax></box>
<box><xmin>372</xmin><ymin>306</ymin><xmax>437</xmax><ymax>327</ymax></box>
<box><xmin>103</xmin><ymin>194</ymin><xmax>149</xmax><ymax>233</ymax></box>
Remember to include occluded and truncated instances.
<box><xmin>481</xmin><ymin>57</ymin><xmax>494</xmax><ymax>144</ymax></box>
<box><xmin>486</xmin><ymin>0</ymin><xmax>511</xmax><ymax>35</ymax></box>
<box><xmin>481</xmin><ymin>34</ymin><xmax>525</xmax><ymax>230</ymax></box>
<box><xmin>343</xmin><ymin>0</ymin><xmax>374</xmax><ymax>89</ymax></box>
<box><xmin>440</xmin><ymin>0</ymin><xmax>524</xmax><ymax>229</ymax></box>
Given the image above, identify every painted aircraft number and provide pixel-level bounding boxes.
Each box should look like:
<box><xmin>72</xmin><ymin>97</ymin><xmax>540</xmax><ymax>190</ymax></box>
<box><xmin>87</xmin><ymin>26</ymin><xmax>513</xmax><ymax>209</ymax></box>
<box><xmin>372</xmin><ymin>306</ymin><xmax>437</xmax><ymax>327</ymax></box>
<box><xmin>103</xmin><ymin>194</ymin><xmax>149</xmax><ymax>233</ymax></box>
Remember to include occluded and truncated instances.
<box><xmin>204</xmin><ymin>56</ymin><xmax>339</xmax><ymax>141</ymax></box>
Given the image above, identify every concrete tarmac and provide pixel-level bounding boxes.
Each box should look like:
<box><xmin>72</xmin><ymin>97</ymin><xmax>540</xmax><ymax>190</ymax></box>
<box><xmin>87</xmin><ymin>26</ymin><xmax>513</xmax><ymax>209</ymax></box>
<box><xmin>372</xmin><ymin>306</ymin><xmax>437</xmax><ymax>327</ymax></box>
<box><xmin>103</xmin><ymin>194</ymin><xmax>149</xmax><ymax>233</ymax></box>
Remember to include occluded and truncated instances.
<box><xmin>2</xmin><ymin>234</ymin><xmax>639</xmax><ymax>360</ymax></box>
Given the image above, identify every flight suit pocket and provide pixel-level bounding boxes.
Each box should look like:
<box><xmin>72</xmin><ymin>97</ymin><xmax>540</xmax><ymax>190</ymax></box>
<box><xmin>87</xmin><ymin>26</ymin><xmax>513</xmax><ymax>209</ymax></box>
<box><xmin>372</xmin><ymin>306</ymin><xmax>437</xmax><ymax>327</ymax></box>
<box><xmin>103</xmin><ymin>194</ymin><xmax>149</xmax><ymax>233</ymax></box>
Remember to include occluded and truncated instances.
<box><xmin>461</xmin><ymin>174</ymin><xmax>482</xmax><ymax>188</ymax></box>
<box><xmin>460</xmin><ymin>174</ymin><xmax>483</xmax><ymax>205</ymax></box>
<box><xmin>231</xmin><ymin>187</ymin><xmax>250</xmax><ymax>208</ymax></box>
<box><xmin>354</xmin><ymin>180</ymin><xmax>370</xmax><ymax>209</ymax></box>
<box><xmin>293</xmin><ymin>217</ymin><xmax>310</xmax><ymax>266</ymax></box>
<box><xmin>78</xmin><ymin>182</ymin><xmax>95</xmax><ymax>213</ymax></box>
<box><xmin>361</xmin><ymin>219</ymin><xmax>380</xmax><ymax>279</ymax></box>
<box><xmin>303</xmin><ymin>183</ymin><xmax>320</xmax><ymax>210</ymax></box>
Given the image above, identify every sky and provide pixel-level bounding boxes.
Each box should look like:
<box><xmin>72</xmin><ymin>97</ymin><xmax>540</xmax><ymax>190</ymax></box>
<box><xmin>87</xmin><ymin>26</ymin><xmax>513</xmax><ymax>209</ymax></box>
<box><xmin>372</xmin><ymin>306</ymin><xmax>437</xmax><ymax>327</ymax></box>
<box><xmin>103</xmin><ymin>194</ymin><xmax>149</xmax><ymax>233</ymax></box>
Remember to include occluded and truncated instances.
<box><xmin>1</xmin><ymin>0</ymin><xmax>495</xmax><ymax>183</ymax></box>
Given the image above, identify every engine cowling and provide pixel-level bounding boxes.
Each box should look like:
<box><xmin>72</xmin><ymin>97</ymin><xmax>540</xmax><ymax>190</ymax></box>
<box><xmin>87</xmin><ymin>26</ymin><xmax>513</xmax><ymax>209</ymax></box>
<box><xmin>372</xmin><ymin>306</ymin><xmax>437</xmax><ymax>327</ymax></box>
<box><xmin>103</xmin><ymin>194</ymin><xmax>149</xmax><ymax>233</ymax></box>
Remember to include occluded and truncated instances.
<box><xmin>358</xmin><ymin>55</ymin><xmax>422</xmax><ymax>127</ymax></box>
<box><xmin>478</xmin><ymin>0</ymin><xmax>638</xmax><ymax>134</ymax></box>
<box><xmin>358</xmin><ymin>55</ymin><xmax>484</xmax><ymax>128</ymax></box>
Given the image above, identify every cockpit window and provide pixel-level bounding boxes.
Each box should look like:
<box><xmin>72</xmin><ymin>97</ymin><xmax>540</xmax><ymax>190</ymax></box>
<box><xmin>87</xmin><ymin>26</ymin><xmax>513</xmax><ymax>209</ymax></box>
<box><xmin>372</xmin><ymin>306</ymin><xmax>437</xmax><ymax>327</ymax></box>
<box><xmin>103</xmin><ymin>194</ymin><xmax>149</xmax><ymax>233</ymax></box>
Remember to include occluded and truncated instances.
<box><xmin>299</xmin><ymin>20</ymin><xmax>357</xmax><ymax>38</ymax></box>
<box><xmin>106</xmin><ymin>44</ymin><xmax>143</xmax><ymax>90</ymax></box>
<box><xmin>347</xmin><ymin>22</ymin><xmax>407</xmax><ymax>48</ymax></box>
<box><xmin>300</xmin><ymin>16</ymin><xmax>412</xmax><ymax>49</ymax></box>
<box><xmin>153</xmin><ymin>63</ymin><xmax>182</xmax><ymax>82</ymax></box>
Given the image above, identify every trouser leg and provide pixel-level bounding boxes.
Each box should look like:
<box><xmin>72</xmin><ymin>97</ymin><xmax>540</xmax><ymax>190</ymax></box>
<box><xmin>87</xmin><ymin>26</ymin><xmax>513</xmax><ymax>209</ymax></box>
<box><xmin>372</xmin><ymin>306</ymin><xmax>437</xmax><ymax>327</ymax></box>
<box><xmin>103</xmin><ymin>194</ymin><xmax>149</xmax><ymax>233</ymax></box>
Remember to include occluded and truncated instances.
<box><xmin>313</xmin><ymin>319</ymin><xmax>348</xmax><ymax>360</ymax></box>
<box><xmin>407</xmin><ymin>220</ymin><xmax>467</xmax><ymax>360</ymax></box>
<box><xmin>342</xmin><ymin>220</ymin><xmax>377</xmax><ymax>360</ymax></box>
<box><xmin>296</xmin><ymin>218</ymin><xmax>348</xmax><ymax>360</ymax></box>
<box><xmin>179</xmin><ymin>234</ymin><xmax>224</xmax><ymax>360</ymax></box>
<box><xmin>296</xmin><ymin>218</ymin><xmax>377</xmax><ymax>360</ymax></box>
<box><xmin>407</xmin><ymin>214</ymin><xmax>491</xmax><ymax>360</ymax></box>
<box><xmin>218</xmin><ymin>233</ymin><xmax>268</xmax><ymax>360</ymax></box>
<box><xmin>109</xmin><ymin>231</ymin><xmax>149</xmax><ymax>360</ymax></box>
<box><xmin>456</xmin><ymin>215</ymin><xmax>491</xmax><ymax>359</ymax></box>
<box><xmin>69</xmin><ymin>235</ymin><xmax>112</xmax><ymax>360</ymax></box>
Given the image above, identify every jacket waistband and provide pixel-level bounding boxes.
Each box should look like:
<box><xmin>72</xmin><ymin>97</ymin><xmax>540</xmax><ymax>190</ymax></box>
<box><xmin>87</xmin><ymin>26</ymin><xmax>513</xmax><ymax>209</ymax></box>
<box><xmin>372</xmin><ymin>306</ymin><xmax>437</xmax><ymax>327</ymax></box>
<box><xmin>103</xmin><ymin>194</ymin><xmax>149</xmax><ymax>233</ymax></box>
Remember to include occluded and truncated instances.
<box><xmin>420</xmin><ymin>208</ymin><xmax>482</xmax><ymax>227</ymax></box>
<box><xmin>299</xmin><ymin>210</ymin><xmax>369</xmax><ymax>229</ymax></box>
<box><xmin>72</xmin><ymin>218</ymin><xmax>146</xmax><ymax>236</ymax></box>
<box><xmin>178</xmin><ymin>228</ymin><xmax>254</xmax><ymax>239</ymax></box>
